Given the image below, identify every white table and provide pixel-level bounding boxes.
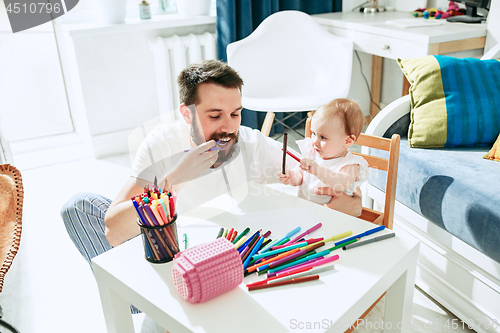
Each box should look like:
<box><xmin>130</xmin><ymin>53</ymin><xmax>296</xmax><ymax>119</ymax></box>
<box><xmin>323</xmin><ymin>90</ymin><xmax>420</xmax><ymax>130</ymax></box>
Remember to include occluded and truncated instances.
<box><xmin>313</xmin><ymin>11</ymin><xmax>487</xmax><ymax>119</ymax></box>
<box><xmin>92</xmin><ymin>182</ymin><xmax>419</xmax><ymax>333</ymax></box>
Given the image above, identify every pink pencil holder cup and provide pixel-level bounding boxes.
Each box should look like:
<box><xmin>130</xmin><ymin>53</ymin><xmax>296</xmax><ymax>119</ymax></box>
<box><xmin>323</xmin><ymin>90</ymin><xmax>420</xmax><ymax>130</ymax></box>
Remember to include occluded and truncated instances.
<box><xmin>172</xmin><ymin>237</ymin><xmax>243</xmax><ymax>303</ymax></box>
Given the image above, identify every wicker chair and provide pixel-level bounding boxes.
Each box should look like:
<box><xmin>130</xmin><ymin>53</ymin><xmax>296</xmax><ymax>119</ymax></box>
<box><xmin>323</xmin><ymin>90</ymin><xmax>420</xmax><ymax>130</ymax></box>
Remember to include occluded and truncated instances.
<box><xmin>0</xmin><ymin>164</ymin><xmax>23</xmax><ymax>333</ymax></box>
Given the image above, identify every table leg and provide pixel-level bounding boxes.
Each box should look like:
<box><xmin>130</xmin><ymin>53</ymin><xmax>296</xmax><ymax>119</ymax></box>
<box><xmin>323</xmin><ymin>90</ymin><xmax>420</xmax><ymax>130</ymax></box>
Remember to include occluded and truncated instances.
<box><xmin>383</xmin><ymin>262</ymin><xmax>417</xmax><ymax>332</ymax></box>
<box><xmin>95</xmin><ymin>279</ymin><xmax>135</xmax><ymax>333</ymax></box>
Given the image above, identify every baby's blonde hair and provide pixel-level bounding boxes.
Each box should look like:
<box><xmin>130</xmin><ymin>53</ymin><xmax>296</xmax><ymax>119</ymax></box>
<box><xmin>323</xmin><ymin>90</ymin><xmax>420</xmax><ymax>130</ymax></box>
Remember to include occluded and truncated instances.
<box><xmin>313</xmin><ymin>98</ymin><xmax>364</xmax><ymax>140</ymax></box>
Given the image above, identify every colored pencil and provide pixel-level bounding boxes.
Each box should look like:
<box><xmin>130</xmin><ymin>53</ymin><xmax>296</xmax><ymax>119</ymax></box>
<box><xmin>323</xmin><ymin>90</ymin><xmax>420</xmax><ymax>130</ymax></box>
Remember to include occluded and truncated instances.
<box><xmin>248</xmin><ymin>275</ymin><xmax>319</xmax><ymax>291</ymax></box>
<box><xmin>282</xmin><ymin>132</ymin><xmax>288</xmax><ymax>174</ymax></box>
<box><xmin>243</xmin><ymin>236</ymin><xmax>265</xmax><ymax>270</ymax></box>
<box><xmin>270</xmin><ymin>264</ymin><xmax>335</xmax><ymax>284</ymax></box>
<box><xmin>252</xmin><ymin>241</ymin><xmax>308</xmax><ymax>260</ymax></box>
<box><xmin>281</xmin><ymin>148</ymin><xmax>301</xmax><ymax>162</ymax></box>
<box><xmin>233</xmin><ymin>227</ymin><xmax>249</xmax><ymax>244</ymax></box>
<box><xmin>283</xmin><ymin>223</ymin><xmax>322</xmax><ymax>246</ymax></box>
<box><xmin>246</xmin><ymin>267</ymin><xmax>312</xmax><ymax>288</ymax></box>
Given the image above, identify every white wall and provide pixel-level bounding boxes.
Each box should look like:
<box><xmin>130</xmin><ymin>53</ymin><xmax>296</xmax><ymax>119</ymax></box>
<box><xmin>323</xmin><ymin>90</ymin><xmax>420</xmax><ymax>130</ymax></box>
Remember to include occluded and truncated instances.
<box><xmin>60</xmin><ymin>21</ymin><xmax>215</xmax><ymax>158</ymax></box>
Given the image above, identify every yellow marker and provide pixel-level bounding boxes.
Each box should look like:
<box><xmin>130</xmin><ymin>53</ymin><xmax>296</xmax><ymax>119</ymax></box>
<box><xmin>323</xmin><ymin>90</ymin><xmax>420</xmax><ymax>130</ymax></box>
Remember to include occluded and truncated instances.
<box><xmin>325</xmin><ymin>231</ymin><xmax>353</xmax><ymax>243</ymax></box>
<box><xmin>234</xmin><ymin>236</ymin><xmax>247</xmax><ymax>249</ymax></box>
<box><xmin>300</xmin><ymin>231</ymin><xmax>353</xmax><ymax>251</ymax></box>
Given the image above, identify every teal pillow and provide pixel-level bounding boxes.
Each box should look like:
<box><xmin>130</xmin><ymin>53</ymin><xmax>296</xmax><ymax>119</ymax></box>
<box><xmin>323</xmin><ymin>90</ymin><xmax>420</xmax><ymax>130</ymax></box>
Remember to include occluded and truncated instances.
<box><xmin>398</xmin><ymin>55</ymin><xmax>500</xmax><ymax>148</ymax></box>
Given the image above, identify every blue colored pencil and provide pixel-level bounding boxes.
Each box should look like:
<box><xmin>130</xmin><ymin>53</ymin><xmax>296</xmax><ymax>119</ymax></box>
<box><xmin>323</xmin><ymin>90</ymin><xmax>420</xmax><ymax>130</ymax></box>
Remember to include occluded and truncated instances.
<box><xmin>243</xmin><ymin>236</ymin><xmax>265</xmax><ymax>270</ymax></box>
<box><xmin>237</xmin><ymin>229</ymin><xmax>261</xmax><ymax>252</ymax></box>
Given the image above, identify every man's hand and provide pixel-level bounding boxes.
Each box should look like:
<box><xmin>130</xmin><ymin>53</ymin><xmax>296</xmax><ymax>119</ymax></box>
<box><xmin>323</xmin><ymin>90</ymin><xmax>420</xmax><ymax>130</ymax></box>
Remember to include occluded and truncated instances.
<box><xmin>316</xmin><ymin>187</ymin><xmax>363</xmax><ymax>217</ymax></box>
<box><xmin>165</xmin><ymin>140</ymin><xmax>221</xmax><ymax>188</ymax></box>
<box><xmin>300</xmin><ymin>158</ymin><xmax>319</xmax><ymax>175</ymax></box>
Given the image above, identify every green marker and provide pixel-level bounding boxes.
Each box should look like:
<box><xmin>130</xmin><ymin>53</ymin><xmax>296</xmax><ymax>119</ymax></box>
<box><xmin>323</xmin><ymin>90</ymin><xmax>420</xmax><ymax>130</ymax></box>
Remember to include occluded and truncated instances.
<box><xmin>183</xmin><ymin>233</ymin><xmax>187</xmax><ymax>250</ymax></box>
<box><xmin>257</xmin><ymin>251</ymin><xmax>313</xmax><ymax>273</ymax></box>
<box><xmin>273</xmin><ymin>237</ymin><xmax>290</xmax><ymax>248</ymax></box>
<box><xmin>223</xmin><ymin>228</ymin><xmax>228</xmax><ymax>238</ymax></box>
<box><xmin>327</xmin><ymin>238</ymin><xmax>358</xmax><ymax>252</ymax></box>
<box><xmin>252</xmin><ymin>241</ymin><xmax>308</xmax><ymax>261</ymax></box>
<box><xmin>232</xmin><ymin>227</ymin><xmax>250</xmax><ymax>244</ymax></box>
<box><xmin>268</xmin><ymin>250</ymin><xmax>330</xmax><ymax>274</ymax></box>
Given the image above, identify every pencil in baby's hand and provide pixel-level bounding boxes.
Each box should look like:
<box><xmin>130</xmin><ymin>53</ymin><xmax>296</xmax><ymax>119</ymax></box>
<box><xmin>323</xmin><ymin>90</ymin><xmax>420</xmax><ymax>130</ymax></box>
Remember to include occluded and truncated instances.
<box><xmin>282</xmin><ymin>133</ymin><xmax>288</xmax><ymax>174</ymax></box>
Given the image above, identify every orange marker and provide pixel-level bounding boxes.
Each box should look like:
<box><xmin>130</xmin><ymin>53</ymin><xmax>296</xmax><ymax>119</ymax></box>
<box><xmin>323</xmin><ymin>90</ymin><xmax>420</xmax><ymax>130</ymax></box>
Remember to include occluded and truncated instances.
<box><xmin>230</xmin><ymin>231</ymin><xmax>238</xmax><ymax>243</ymax></box>
<box><xmin>246</xmin><ymin>248</ymin><xmax>301</xmax><ymax>273</ymax></box>
<box><xmin>150</xmin><ymin>203</ymin><xmax>165</xmax><ymax>226</ymax></box>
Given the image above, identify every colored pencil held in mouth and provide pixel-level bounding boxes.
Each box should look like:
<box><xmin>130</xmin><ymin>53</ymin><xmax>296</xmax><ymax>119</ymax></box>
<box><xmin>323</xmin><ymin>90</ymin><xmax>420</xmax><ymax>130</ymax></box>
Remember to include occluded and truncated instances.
<box><xmin>184</xmin><ymin>140</ymin><xmax>224</xmax><ymax>152</ymax></box>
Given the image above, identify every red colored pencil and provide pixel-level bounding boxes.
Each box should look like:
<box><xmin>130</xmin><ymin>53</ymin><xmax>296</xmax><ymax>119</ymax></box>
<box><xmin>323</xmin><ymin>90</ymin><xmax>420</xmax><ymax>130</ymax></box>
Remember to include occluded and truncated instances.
<box><xmin>246</xmin><ymin>266</ymin><xmax>312</xmax><ymax>287</ymax></box>
<box><xmin>281</xmin><ymin>148</ymin><xmax>301</xmax><ymax>162</ymax></box>
<box><xmin>248</xmin><ymin>275</ymin><xmax>319</xmax><ymax>291</ymax></box>
<box><xmin>226</xmin><ymin>228</ymin><xmax>234</xmax><ymax>241</ymax></box>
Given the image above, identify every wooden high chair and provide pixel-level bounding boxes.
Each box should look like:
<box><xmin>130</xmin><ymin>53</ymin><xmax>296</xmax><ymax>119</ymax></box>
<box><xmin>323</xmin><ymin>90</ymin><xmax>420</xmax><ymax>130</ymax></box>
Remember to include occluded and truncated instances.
<box><xmin>306</xmin><ymin>117</ymin><xmax>401</xmax><ymax>332</ymax></box>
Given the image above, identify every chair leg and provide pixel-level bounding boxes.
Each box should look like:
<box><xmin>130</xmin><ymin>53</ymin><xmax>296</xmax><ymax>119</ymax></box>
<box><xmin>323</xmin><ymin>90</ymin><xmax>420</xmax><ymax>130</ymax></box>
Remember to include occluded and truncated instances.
<box><xmin>260</xmin><ymin>112</ymin><xmax>275</xmax><ymax>137</ymax></box>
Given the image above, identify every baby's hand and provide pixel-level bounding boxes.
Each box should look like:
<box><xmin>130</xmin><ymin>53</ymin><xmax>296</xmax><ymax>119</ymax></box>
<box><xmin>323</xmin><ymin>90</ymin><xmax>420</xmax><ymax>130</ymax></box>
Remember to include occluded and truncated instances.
<box><xmin>300</xmin><ymin>158</ymin><xmax>318</xmax><ymax>175</ymax></box>
<box><xmin>279</xmin><ymin>170</ymin><xmax>292</xmax><ymax>185</ymax></box>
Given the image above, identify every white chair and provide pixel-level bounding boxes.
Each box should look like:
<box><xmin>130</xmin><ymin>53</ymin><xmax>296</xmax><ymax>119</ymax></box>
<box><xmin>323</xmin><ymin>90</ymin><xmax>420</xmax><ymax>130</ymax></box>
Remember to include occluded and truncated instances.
<box><xmin>227</xmin><ymin>10</ymin><xmax>354</xmax><ymax>137</ymax></box>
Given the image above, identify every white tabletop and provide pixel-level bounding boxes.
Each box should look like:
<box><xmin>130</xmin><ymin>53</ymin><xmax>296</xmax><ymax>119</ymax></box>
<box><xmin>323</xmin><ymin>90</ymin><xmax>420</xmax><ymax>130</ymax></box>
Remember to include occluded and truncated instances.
<box><xmin>313</xmin><ymin>11</ymin><xmax>487</xmax><ymax>44</ymax></box>
<box><xmin>92</xmin><ymin>182</ymin><xmax>419</xmax><ymax>333</ymax></box>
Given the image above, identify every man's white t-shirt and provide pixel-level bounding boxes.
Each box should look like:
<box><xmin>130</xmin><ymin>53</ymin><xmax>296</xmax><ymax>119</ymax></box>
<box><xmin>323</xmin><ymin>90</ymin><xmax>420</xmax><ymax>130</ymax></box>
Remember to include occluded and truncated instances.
<box><xmin>131</xmin><ymin>120</ymin><xmax>298</xmax><ymax>216</ymax></box>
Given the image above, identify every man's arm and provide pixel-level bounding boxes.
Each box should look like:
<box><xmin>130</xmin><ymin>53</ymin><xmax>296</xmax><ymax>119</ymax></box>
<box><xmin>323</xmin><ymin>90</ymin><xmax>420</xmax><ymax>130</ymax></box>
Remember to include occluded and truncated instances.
<box><xmin>315</xmin><ymin>187</ymin><xmax>363</xmax><ymax>217</ymax></box>
<box><xmin>105</xmin><ymin>140</ymin><xmax>220</xmax><ymax>246</ymax></box>
<box><xmin>104</xmin><ymin>177</ymin><xmax>145</xmax><ymax>247</ymax></box>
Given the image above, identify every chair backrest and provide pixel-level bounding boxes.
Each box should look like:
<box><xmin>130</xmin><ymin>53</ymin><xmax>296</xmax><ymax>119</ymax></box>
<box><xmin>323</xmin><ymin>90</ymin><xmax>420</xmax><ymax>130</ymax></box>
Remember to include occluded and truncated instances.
<box><xmin>227</xmin><ymin>10</ymin><xmax>354</xmax><ymax>112</ymax></box>
<box><xmin>353</xmin><ymin>133</ymin><xmax>400</xmax><ymax>229</ymax></box>
<box><xmin>305</xmin><ymin>121</ymin><xmax>400</xmax><ymax>229</ymax></box>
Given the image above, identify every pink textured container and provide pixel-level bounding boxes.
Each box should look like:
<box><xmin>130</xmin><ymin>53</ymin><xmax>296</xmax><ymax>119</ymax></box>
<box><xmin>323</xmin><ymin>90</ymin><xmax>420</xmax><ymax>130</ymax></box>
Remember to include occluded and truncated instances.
<box><xmin>172</xmin><ymin>237</ymin><xmax>243</xmax><ymax>303</ymax></box>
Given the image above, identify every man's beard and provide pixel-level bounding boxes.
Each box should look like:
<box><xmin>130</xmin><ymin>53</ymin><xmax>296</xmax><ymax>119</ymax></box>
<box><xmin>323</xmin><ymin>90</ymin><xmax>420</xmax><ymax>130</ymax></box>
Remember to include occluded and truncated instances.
<box><xmin>191</xmin><ymin>122</ymin><xmax>238</xmax><ymax>164</ymax></box>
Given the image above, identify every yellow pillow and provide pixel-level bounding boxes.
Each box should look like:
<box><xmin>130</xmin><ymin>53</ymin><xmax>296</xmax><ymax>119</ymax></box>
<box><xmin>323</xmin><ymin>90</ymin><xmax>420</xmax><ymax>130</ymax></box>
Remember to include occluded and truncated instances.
<box><xmin>484</xmin><ymin>134</ymin><xmax>500</xmax><ymax>161</ymax></box>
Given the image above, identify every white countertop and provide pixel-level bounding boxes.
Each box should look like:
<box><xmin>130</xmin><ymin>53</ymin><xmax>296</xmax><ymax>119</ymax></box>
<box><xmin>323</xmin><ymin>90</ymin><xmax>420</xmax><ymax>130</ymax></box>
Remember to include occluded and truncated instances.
<box><xmin>313</xmin><ymin>11</ymin><xmax>487</xmax><ymax>44</ymax></box>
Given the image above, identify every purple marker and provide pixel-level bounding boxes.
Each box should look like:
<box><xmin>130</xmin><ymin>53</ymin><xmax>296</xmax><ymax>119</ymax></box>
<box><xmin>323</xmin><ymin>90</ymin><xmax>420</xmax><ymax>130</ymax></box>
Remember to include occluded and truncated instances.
<box><xmin>143</xmin><ymin>204</ymin><xmax>160</xmax><ymax>226</ymax></box>
<box><xmin>266</xmin><ymin>257</ymin><xmax>324</xmax><ymax>278</ymax></box>
<box><xmin>240</xmin><ymin>246</ymin><xmax>249</xmax><ymax>258</ymax></box>
<box><xmin>184</xmin><ymin>140</ymin><xmax>222</xmax><ymax>152</ymax></box>
<box><xmin>283</xmin><ymin>223</ymin><xmax>323</xmax><ymax>246</ymax></box>
<box><xmin>268</xmin><ymin>250</ymin><xmax>307</xmax><ymax>269</ymax></box>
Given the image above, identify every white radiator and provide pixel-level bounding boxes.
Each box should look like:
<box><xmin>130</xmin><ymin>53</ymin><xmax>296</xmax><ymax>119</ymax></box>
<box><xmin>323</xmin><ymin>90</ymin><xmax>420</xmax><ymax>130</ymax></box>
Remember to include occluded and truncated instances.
<box><xmin>150</xmin><ymin>33</ymin><xmax>217</xmax><ymax>122</ymax></box>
